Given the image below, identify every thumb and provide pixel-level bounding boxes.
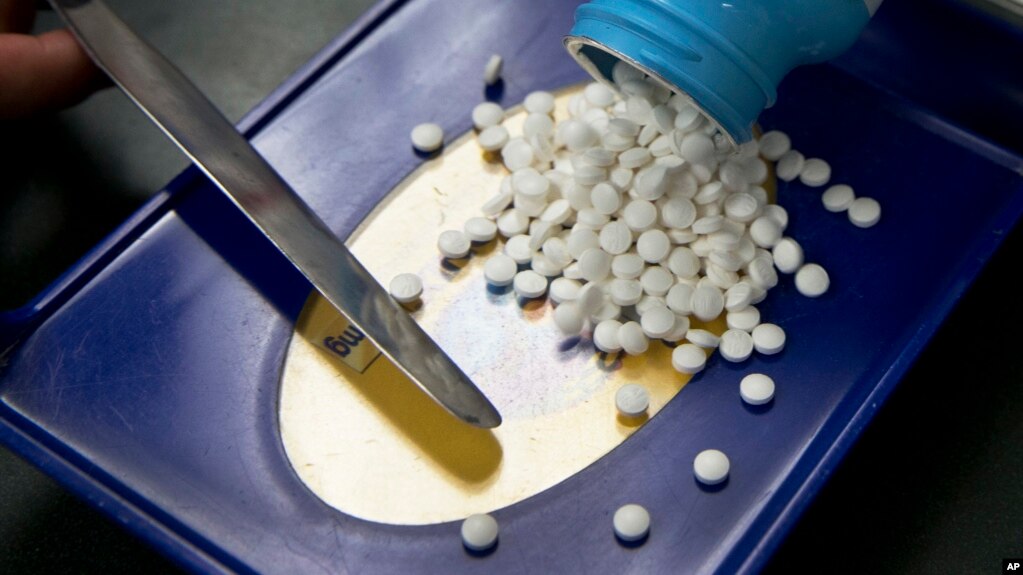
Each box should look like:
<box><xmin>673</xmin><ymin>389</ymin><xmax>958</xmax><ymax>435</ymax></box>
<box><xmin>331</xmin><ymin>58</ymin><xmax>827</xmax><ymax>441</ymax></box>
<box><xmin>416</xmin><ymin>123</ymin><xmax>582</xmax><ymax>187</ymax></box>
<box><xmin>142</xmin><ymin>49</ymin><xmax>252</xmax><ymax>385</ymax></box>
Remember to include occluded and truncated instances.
<box><xmin>0</xmin><ymin>28</ymin><xmax>106</xmax><ymax>119</ymax></box>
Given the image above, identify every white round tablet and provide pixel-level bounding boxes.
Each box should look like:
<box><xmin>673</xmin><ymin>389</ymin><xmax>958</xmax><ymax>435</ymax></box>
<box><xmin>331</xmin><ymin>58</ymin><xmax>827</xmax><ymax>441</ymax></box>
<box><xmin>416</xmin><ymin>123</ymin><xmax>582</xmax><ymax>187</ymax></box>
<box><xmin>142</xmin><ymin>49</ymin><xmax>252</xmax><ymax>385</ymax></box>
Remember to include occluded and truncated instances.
<box><xmin>719</xmin><ymin>329</ymin><xmax>754</xmax><ymax>362</ymax></box>
<box><xmin>464</xmin><ymin>217</ymin><xmax>498</xmax><ymax>242</ymax></box>
<box><xmin>615</xmin><ymin>384</ymin><xmax>650</xmax><ymax>417</ymax></box>
<box><xmin>726</xmin><ymin>306</ymin><xmax>760</xmax><ymax>332</ymax></box>
<box><xmin>848</xmin><ymin>197</ymin><xmax>882</xmax><ymax>228</ymax></box>
<box><xmin>799</xmin><ymin>158</ymin><xmax>831</xmax><ymax>187</ymax></box>
<box><xmin>483</xmin><ymin>254</ymin><xmax>517</xmax><ymax>287</ymax></box>
<box><xmin>771</xmin><ymin>237</ymin><xmax>804</xmax><ymax>274</ymax></box>
<box><xmin>740</xmin><ymin>373</ymin><xmax>776</xmax><ymax>405</ymax></box>
<box><xmin>549</xmin><ymin>277</ymin><xmax>582</xmax><ymax>304</ymax></box>
<box><xmin>437</xmin><ymin>230</ymin><xmax>471</xmax><ymax>259</ymax></box>
<box><xmin>775</xmin><ymin>150</ymin><xmax>804</xmax><ymax>182</ymax></box>
<box><xmin>672</xmin><ymin>343</ymin><xmax>707</xmax><ymax>374</ymax></box>
<box><xmin>472</xmin><ymin>102</ymin><xmax>504</xmax><ymax>130</ymax></box>
<box><xmin>553</xmin><ymin>302</ymin><xmax>585</xmax><ymax>335</ymax></box>
<box><xmin>821</xmin><ymin>184</ymin><xmax>855</xmax><ymax>212</ymax></box>
<box><xmin>389</xmin><ymin>273</ymin><xmax>423</xmax><ymax>303</ymax></box>
<box><xmin>794</xmin><ymin>263</ymin><xmax>830</xmax><ymax>297</ymax></box>
<box><xmin>513</xmin><ymin>270</ymin><xmax>548</xmax><ymax>299</ymax></box>
<box><xmin>613</xmin><ymin>504</ymin><xmax>650</xmax><ymax>543</ymax></box>
<box><xmin>757</xmin><ymin>130</ymin><xmax>791</xmax><ymax>161</ymax></box>
<box><xmin>594</xmin><ymin>319</ymin><xmax>623</xmax><ymax>353</ymax></box>
<box><xmin>752</xmin><ymin>323</ymin><xmax>786</xmax><ymax>355</ymax></box>
<box><xmin>693</xmin><ymin>449</ymin><xmax>730</xmax><ymax>485</ymax></box>
<box><xmin>504</xmin><ymin>234</ymin><xmax>534</xmax><ymax>264</ymax></box>
<box><xmin>524</xmin><ymin>91</ymin><xmax>555</xmax><ymax>115</ymax></box>
<box><xmin>617</xmin><ymin>321</ymin><xmax>649</xmax><ymax>355</ymax></box>
<box><xmin>478</xmin><ymin>125</ymin><xmax>510</xmax><ymax>152</ymax></box>
<box><xmin>685</xmin><ymin>329</ymin><xmax>720</xmax><ymax>349</ymax></box>
<box><xmin>411</xmin><ymin>123</ymin><xmax>444</xmax><ymax>153</ymax></box>
<box><xmin>483</xmin><ymin>54</ymin><xmax>503</xmax><ymax>86</ymax></box>
<box><xmin>461</xmin><ymin>513</ymin><xmax>499</xmax><ymax>551</ymax></box>
<box><xmin>640</xmin><ymin>305</ymin><xmax>676</xmax><ymax>339</ymax></box>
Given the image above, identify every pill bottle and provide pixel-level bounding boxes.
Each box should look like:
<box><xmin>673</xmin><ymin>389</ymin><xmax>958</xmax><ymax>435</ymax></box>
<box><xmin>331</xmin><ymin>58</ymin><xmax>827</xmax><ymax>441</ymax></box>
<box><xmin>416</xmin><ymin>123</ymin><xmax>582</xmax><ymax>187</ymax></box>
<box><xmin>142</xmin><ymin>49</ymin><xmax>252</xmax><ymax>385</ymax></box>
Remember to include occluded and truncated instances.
<box><xmin>565</xmin><ymin>1</ymin><xmax>882</xmax><ymax>145</ymax></box>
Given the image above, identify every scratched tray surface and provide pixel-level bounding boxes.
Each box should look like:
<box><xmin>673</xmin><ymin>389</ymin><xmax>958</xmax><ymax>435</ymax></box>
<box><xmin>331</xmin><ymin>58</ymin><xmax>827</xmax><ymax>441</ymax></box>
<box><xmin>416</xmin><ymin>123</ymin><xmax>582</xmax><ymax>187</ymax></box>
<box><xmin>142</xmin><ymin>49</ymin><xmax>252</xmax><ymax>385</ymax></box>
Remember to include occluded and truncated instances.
<box><xmin>2</xmin><ymin>1</ymin><xmax>1023</xmax><ymax>574</ymax></box>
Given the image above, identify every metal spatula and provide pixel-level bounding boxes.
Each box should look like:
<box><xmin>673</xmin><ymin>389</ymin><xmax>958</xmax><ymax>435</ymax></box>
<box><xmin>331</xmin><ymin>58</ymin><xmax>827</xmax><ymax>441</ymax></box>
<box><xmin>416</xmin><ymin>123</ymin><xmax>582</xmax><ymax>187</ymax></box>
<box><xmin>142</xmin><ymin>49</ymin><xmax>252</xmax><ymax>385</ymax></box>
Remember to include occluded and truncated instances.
<box><xmin>47</xmin><ymin>0</ymin><xmax>501</xmax><ymax>428</ymax></box>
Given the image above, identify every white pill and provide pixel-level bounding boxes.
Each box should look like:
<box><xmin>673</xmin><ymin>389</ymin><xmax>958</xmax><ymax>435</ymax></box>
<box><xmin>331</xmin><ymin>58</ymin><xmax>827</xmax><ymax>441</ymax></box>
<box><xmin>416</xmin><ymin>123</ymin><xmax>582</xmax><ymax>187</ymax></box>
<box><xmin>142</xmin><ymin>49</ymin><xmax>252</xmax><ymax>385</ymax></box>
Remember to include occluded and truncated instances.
<box><xmin>693</xmin><ymin>449</ymin><xmax>730</xmax><ymax>485</ymax></box>
<box><xmin>724</xmin><ymin>282</ymin><xmax>755</xmax><ymax>312</ymax></box>
<box><xmin>757</xmin><ymin>130</ymin><xmax>791</xmax><ymax>161</ymax></box>
<box><xmin>531</xmin><ymin>254</ymin><xmax>564</xmax><ymax>277</ymax></box>
<box><xmin>496</xmin><ymin>209</ymin><xmax>530</xmax><ymax>237</ymax></box>
<box><xmin>594</xmin><ymin>319</ymin><xmax>623</xmax><ymax>353</ymax></box>
<box><xmin>660</xmin><ymin>197</ymin><xmax>697</xmax><ymax>230</ymax></box>
<box><xmin>554</xmin><ymin>302</ymin><xmax>585</xmax><ymax>335</ymax></box>
<box><xmin>389</xmin><ymin>273</ymin><xmax>423</xmax><ymax>303</ymax></box>
<box><xmin>547</xmin><ymin>277</ymin><xmax>580</xmax><ymax>304</ymax></box>
<box><xmin>464</xmin><ymin>217</ymin><xmax>498</xmax><ymax>242</ymax></box>
<box><xmin>775</xmin><ymin>150</ymin><xmax>805</xmax><ymax>182</ymax></box>
<box><xmin>634</xmin><ymin>294</ymin><xmax>666</xmax><ymax>317</ymax></box>
<box><xmin>771</xmin><ymin>237</ymin><xmax>804</xmax><ymax>274</ymax></box>
<box><xmin>477</xmin><ymin>125</ymin><xmax>510</xmax><ymax>152</ymax></box>
<box><xmin>541</xmin><ymin>199</ymin><xmax>573</xmax><ymax>226</ymax></box>
<box><xmin>483</xmin><ymin>54</ymin><xmax>503</xmax><ymax>86</ymax></box>
<box><xmin>481</xmin><ymin>188</ymin><xmax>513</xmax><ymax>217</ymax></box>
<box><xmin>576</xmin><ymin>282</ymin><xmax>606</xmax><ymax>315</ymax></box>
<box><xmin>821</xmin><ymin>184</ymin><xmax>855</xmax><ymax>212</ymax></box>
<box><xmin>719</xmin><ymin>329</ymin><xmax>754</xmax><ymax>362</ymax></box>
<box><xmin>740</xmin><ymin>373</ymin><xmax>776</xmax><ymax>405</ymax></box>
<box><xmin>568</xmin><ymin>228</ymin><xmax>600</xmax><ymax>259</ymax></box>
<box><xmin>848</xmin><ymin>197</ymin><xmax>882</xmax><ymax>228</ymax></box>
<box><xmin>664</xmin><ymin>315</ymin><xmax>691</xmax><ymax>342</ymax></box>
<box><xmin>438</xmin><ymin>230</ymin><xmax>471</xmax><ymax>259</ymax></box>
<box><xmin>591</xmin><ymin>301</ymin><xmax>622</xmax><ymax>323</ymax></box>
<box><xmin>685</xmin><ymin>329</ymin><xmax>720</xmax><ymax>349</ymax></box>
<box><xmin>484</xmin><ymin>254</ymin><xmax>517</xmax><ymax>287</ymax></box>
<box><xmin>726</xmin><ymin>306</ymin><xmax>760</xmax><ymax>332</ymax></box>
<box><xmin>411</xmin><ymin>123</ymin><xmax>444</xmax><ymax>153</ymax></box>
<box><xmin>667</xmin><ymin>247</ymin><xmax>701</xmax><ymax>279</ymax></box>
<box><xmin>678</xmin><ymin>132</ymin><xmax>715</xmax><ymax>165</ymax></box>
<box><xmin>640</xmin><ymin>305</ymin><xmax>676</xmax><ymax>339</ymax></box>
<box><xmin>672</xmin><ymin>343</ymin><xmax>707</xmax><ymax>374</ymax></box>
<box><xmin>524</xmin><ymin>91</ymin><xmax>555</xmax><ymax>115</ymax></box>
<box><xmin>472</xmin><ymin>102</ymin><xmax>504</xmax><ymax>130</ymax></box>
<box><xmin>523</xmin><ymin>113</ymin><xmax>555</xmax><ymax>139</ymax></box>
<box><xmin>599</xmin><ymin>220</ymin><xmax>634</xmax><ymax>255</ymax></box>
<box><xmin>579</xmin><ymin>248</ymin><xmax>613</xmax><ymax>282</ymax></box>
<box><xmin>607</xmin><ymin>117</ymin><xmax>641</xmax><ymax>137</ymax></box>
<box><xmin>584</xmin><ymin>82</ymin><xmax>615</xmax><ymax>108</ymax></box>
<box><xmin>501</xmin><ymin>138</ymin><xmax>534</xmax><ymax>171</ymax></box>
<box><xmin>692</xmin><ymin>215</ymin><xmax>724</xmax><ymax>234</ymax></box>
<box><xmin>577</xmin><ymin>208</ymin><xmax>611</xmax><ymax>228</ymax></box>
<box><xmin>462</xmin><ymin>513</ymin><xmax>499</xmax><ymax>551</ymax></box>
<box><xmin>640</xmin><ymin>266</ymin><xmax>674</xmax><ymax>297</ymax></box>
<box><xmin>610</xmin><ymin>166</ymin><xmax>634</xmax><ymax>190</ymax></box>
<box><xmin>636</xmin><ymin>230</ymin><xmax>671</xmax><ymax>263</ymax></box>
<box><xmin>591</xmin><ymin>183</ymin><xmax>622</xmax><ymax>215</ymax></box>
<box><xmin>612</xmin><ymin>253</ymin><xmax>645</xmax><ymax>279</ymax></box>
<box><xmin>623</xmin><ymin>200</ymin><xmax>658</xmax><ymax>232</ymax></box>
<box><xmin>752</xmin><ymin>323</ymin><xmax>786</xmax><ymax>355</ymax></box>
<box><xmin>665</xmin><ymin>283</ymin><xmax>694</xmax><ymax>315</ymax></box>
<box><xmin>794</xmin><ymin>263</ymin><xmax>830</xmax><ymax>297</ymax></box>
<box><xmin>612</xmin><ymin>59</ymin><xmax>644</xmax><ymax>85</ymax></box>
<box><xmin>504</xmin><ymin>234</ymin><xmax>534</xmax><ymax>264</ymax></box>
<box><xmin>615</xmin><ymin>383</ymin><xmax>650</xmax><ymax>416</ymax></box>
<box><xmin>513</xmin><ymin>270</ymin><xmax>548</xmax><ymax>298</ymax></box>
<box><xmin>691</xmin><ymin>283</ymin><xmax>724</xmax><ymax>322</ymax></box>
<box><xmin>746</xmin><ymin>253</ymin><xmax>779</xmax><ymax>290</ymax></box>
<box><xmin>619</xmin><ymin>147</ymin><xmax>652</xmax><ymax>169</ymax></box>
<box><xmin>574</xmin><ymin>165</ymin><xmax>608</xmax><ymax>186</ymax></box>
<box><xmin>626</xmin><ymin>96</ymin><xmax>654</xmax><ymax>125</ymax></box>
<box><xmin>799</xmin><ymin>158</ymin><xmax>831</xmax><ymax>187</ymax></box>
<box><xmin>762</xmin><ymin>204</ymin><xmax>789</xmax><ymax>230</ymax></box>
<box><xmin>609</xmin><ymin>278</ymin><xmax>643</xmax><ymax>306</ymax></box>
<box><xmin>613</xmin><ymin>504</ymin><xmax>650</xmax><ymax>542</ymax></box>
<box><xmin>559</xmin><ymin>119</ymin><xmax>599</xmax><ymax>152</ymax></box>
<box><xmin>749</xmin><ymin>216</ymin><xmax>783</xmax><ymax>248</ymax></box>
<box><xmin>617</xmin><ymin>322</ymin><xmax>649</xmax><ymax>355</ymax></box>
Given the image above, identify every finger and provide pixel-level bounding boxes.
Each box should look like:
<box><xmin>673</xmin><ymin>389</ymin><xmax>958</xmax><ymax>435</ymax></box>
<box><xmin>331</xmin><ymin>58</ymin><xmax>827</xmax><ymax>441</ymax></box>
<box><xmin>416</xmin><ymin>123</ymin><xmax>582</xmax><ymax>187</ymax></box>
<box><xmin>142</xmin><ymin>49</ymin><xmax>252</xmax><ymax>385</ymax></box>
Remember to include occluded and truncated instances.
<box><xmin>0</xmin><ymin>28</ymin><xmax>106</xmax><ymax>119</ymax></box>
<box><xmin>0</xmin><ymin>0</ymin><xmax>36</xmax><ymax>34</ymax></box>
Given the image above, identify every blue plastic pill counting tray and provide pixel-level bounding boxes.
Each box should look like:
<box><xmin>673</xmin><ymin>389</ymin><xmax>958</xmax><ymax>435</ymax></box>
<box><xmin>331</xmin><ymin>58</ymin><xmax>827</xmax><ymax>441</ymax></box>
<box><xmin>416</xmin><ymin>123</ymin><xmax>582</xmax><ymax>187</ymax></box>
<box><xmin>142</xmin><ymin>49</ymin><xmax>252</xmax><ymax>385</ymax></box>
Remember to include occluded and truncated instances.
<box><xmin>1</xmin><ymin>0</ymin><xmax>1022</xmax><ymax>573</ymax></box>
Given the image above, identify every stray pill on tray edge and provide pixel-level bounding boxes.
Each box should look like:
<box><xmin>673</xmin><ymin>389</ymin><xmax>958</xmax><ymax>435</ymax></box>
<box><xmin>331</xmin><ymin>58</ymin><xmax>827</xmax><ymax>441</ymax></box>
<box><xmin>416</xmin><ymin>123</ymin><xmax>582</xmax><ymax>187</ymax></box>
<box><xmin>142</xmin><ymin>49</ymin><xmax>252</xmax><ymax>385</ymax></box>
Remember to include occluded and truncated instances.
<box><xmin>740</xmin><ymin>373</ymin><xmax>775</xmax><ymax>405</ymax></box>
<box><xmin>615</xmin><ymin>383</ymin><xmax>650</xmax><ymax>417</ymax></box>
<box><xmin>461</xmin><ymin>513</ymin><xmax>499</xmax><ymax>552</ymax></box>
<box><xmin>694</xmin><ymin>449</ymin><xmax>730</xmax><ymax>485</ymax></box>
<box><xmin>483</xmin><ymin>54</ymin><xmax>503</xmax><ymax>86</ymax></box>
<box><xmin>613</xmin><ymin>504</ymin><xmax>650</xmax><ymax>543</ymax></box>
<box><xmin>411</xmin><ymin>123</ymin><xmax>444</xmax><ymax>153</ymax></box>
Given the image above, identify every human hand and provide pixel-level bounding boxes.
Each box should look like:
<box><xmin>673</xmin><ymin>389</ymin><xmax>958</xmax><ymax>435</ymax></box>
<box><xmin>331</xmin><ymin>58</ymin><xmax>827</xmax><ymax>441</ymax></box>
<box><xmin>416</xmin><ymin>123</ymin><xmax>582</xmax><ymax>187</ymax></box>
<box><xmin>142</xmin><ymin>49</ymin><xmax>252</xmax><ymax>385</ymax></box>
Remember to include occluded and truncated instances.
<box><xmin>0</xmin><ymin>0</ymin><xmax>105</xmax><ymax>119</ymax></box>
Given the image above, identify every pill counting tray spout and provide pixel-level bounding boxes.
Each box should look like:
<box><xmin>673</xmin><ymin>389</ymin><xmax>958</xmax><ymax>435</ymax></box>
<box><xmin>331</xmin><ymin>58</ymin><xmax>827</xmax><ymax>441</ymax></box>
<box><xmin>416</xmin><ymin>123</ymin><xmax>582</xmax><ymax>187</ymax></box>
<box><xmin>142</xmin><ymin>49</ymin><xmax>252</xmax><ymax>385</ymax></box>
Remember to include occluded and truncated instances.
<box><xmin>45</xmin><ymin>0</ymin><xmax>501</xmax><ymax>429</ymax></box>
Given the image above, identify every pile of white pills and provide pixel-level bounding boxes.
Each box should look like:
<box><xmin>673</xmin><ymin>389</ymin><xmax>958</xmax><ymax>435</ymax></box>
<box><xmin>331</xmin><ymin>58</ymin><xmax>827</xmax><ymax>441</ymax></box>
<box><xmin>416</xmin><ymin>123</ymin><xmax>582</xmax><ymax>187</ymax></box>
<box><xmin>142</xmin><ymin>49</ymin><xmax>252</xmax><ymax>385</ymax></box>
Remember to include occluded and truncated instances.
<box><xmin>438</xmin><ymin>63</ymin><xmax>865</xmax><ymax>376</ymax></box>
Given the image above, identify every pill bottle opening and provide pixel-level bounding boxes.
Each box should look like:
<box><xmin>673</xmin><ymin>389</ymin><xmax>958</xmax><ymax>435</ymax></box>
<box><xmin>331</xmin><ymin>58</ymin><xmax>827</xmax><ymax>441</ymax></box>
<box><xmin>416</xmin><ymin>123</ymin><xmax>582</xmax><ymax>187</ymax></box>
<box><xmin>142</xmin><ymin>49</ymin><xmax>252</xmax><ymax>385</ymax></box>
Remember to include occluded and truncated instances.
<box><xmin>564</xmin><ymin>35</ymin><xmax>738</xmax><ymax>151</ymax></box>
